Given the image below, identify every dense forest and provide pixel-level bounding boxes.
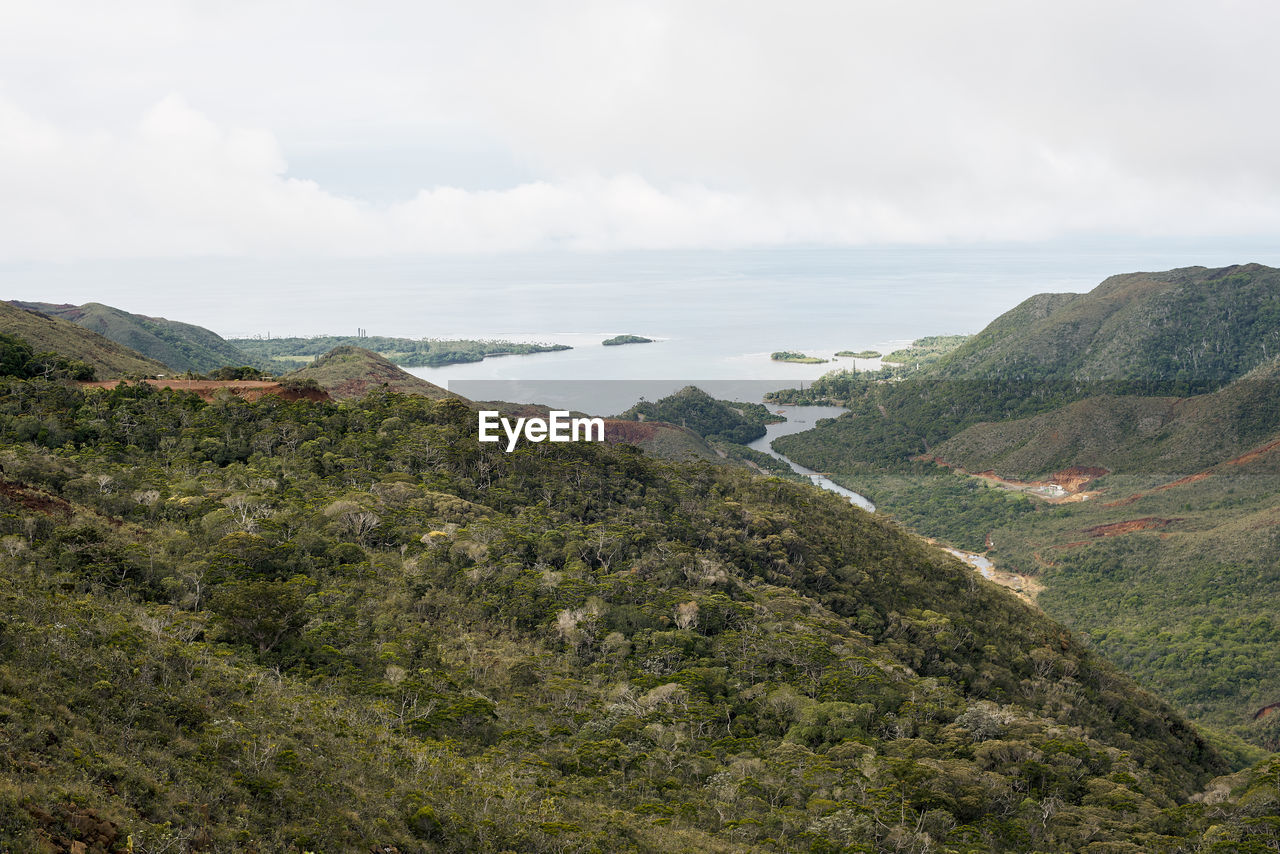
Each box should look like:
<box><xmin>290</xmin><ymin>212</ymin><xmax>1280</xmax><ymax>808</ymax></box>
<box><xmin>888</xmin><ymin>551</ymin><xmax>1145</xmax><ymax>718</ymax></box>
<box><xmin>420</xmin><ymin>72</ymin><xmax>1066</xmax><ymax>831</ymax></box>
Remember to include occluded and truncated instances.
<box><xmin>8</xmin><ymin>302</ymin><xmax>285</xmax><ymax>376</ymax></box>
<box><xmin>0</xmin><ymin>369</ymin><xmax>1275</xmax><ymax>851</ymax></box>
<box><xmin>769</xmin><ymin>265</ymin><xmax>1280</xmax><ymax>759</ymax></box>
<box><xmin>617</xmin><ymin>386</ymin><xmax>782</xmax><ymax>445</ymax></box>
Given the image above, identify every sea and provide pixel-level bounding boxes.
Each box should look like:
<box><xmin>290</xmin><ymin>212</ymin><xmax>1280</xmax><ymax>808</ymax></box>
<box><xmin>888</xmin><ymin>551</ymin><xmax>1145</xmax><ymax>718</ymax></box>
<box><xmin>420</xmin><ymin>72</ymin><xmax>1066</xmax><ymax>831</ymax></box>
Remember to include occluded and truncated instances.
<box><xmin>7</xmin><ymin>240</ymin><xmax>1278</xmax><ymax>415</ymax></box>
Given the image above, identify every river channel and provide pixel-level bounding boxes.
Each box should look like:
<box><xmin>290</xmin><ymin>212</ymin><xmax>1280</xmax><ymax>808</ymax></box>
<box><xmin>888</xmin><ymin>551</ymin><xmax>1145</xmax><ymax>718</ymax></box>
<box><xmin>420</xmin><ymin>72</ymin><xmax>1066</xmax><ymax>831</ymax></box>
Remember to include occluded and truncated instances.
<box><xmin>746</xmin><ymin>404</ymin><xmax>876</xmax><ymax>512</ymax></box>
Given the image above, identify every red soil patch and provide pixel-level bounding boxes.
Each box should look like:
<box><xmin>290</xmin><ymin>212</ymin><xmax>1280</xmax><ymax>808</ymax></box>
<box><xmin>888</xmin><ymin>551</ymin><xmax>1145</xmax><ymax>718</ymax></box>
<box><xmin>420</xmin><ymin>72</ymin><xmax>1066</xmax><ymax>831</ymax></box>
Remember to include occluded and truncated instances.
<box><xmin>80</xmin><ymin>379</ymin><xmax>329</xmax><ymax>403</ymax></box>
<box><xmin>1104</xmin><ymin>470</ymin><xmax>1214</xmax><ymax>507</ymax></box>
<box><xmin>1060</xmin><ymin>516</ymin><xmax>1178</xmax><ymax>548</ymax></box>
<box><xmin>925</xmin><ymin>456</ymin><xmax>1107</xmax><ymax>497</ymax></box>
<box><xmin>1225</xmin><ymin>436</ymin><xmax>1280</xmax><ymax>467</ymax></box>
<box><xmin>0</xmin><ymin>477</ymin><xmax>73</xmax><ymax>519</ymax></box>
<box><xmin>602</xmin><ymin>420</ymin><xmax>660</xmax><ymax>443</ymax></box>
<box><xmin>1083</xmin><ymin>517</ymin><xmax>1174</xmax><ymax>538</ymax></box>
<box><xmin>1105</xmin><ymin>436</ymin><xmax>1280</xmax><ymax>507</ymax></box>
<box><xmin>1253</xmin><ymin>701</ymin><xmax>1280</xmax><ymax>721</ymax></box>
<box><xmin>1053</xmin><ymin>466</ymin><xmax>1109</xmax><ymax>492</ymax></box>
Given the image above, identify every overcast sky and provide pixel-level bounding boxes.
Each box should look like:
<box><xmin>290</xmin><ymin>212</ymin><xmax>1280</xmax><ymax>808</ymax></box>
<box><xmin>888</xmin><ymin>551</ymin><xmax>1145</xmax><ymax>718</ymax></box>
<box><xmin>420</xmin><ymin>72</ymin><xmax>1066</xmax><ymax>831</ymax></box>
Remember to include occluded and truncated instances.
<box><xmin>3</xmin><ymin>0</ymin><xmax>1279</xmax><ymax>260</ymax></box>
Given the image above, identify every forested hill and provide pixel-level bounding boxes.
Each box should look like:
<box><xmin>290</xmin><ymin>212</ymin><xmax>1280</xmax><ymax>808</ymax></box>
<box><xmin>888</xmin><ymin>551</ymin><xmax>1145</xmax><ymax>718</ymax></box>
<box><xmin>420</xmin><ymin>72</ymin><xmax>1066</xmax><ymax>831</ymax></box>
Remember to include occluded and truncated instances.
<box><xmin>769</xmin><ymin>263</ymin><xmax>1280</xmax><ymax>760</ymax></box>
<box><xmin>230</xmin><ymin>333</ymin><xmax>571</xmax><ymax>368</ymax></box>
<box><xmin>934</xmin><ymin>263</ymin><xmax>1280</xmax><ymax>393</ymax></box>
<box><xmin>933</xmin><ymin>354</ymin><xmax>1280</xmax><ymax>479</ymax></box>
<box><xmin>288</xmin><ymin>345</ymin><xmax>456</xmax><ymax>400</ymax></box>
<box><xmin>0</xmin><ymin>301</ymin><xmax>168</xmax><ymax>379</ymax></box>
<box><xmin>770</xmin><ymin>264</ymin><xmax>1280</xmax><ymax>471</ymax></box>
<box><xmin>616</xmin><ymin>385</ymin><xmax>781</xmax><ymax>444</ymax></box>
<box><xmin>1</xmin><ymin>375</ymin><xmax>1271</xmax><ymax>851</ymax></box>
<box><xmin>9</xmin><ymin>301</ymin><xmax>274</xmax><ymax>375</ymax></box>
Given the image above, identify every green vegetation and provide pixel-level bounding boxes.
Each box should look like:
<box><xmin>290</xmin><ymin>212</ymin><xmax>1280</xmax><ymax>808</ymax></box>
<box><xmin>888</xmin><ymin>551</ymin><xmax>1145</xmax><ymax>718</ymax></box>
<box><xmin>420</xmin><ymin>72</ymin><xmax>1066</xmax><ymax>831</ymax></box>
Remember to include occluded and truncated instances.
<box><xmin>934</xmin><ymin>359</ymin><xmax>1280</xmax><ymax>478</ymax></box>
<box><xmin>231</xmin><ymin>334</ymin><xmax>571</xmax><ymax>367</ymax></box>
<box><xmin>932</xmin><ymin>265</ymin><xmax>1280</xmax><ymax>395</ymax></box>
<box><xmin>11</xmin><ymin>300</ymin><xmax>285</xmax><ymax>375</ymax></box>
<box><xmin>770</xmin><ymin>351</ymin><xmax>827</xmax><ymax>364</ymax></box>
<box><xmin>288</xmin><ymin>345</ymin><xmax>455</xmax><ymax>400</ymax></box>
<box><xmin>883</xmin><ymin>335</ymin><xmax>971</xmax><ymax>367</ymax></box>
<box><xmin>768</xmin><ymin>336</ymin><xmax>971</xmax><ymax>407</ymax></box>
<box><xmin>0</xmin><ymin>370</ymin><xmax>1266</xmax><ymax>851</ymax></box>
<box><xmin>833</xmin><ymin>467</ymin><xmax>1038</xmax><ymax>553</ymax></box>
<box><xmin>603</xmin><ymin>334</ymin><xmax>654</xmax><ymax>346</ymax></box>
<box><xmin>617</xmin><ymin>386</ymin><xmax>783</xmax><ymax>445</ymax></box>
<box><xmin>708</xmin><ymin>440</ymin><xmax>804</xmax><ymax>481</ymax></box>
<box><xmin>767</xmin><ymin>369</ymin><xmax>871</xmax><ymax>406</ymax></box>
<box><xmin>0</xmin><ymin>302</ymin><xmax>167</xmax><ymax>379</ymax></box>
<box><xmin>836</xmin><ymin>350</ymin><xmax>881</xmax><ymax>358</ymax></box>
<box><xmin>767</xmin><ymin>264</ymin><xmax>1280</xmax><ymax>754</ymax></box>
<box><xmin>0</xmin><ymin>332</ymin><xmax>96</xmax><ymax>381</ymax></box>
<box><xmin>204</xmin><ymin>365</ymin><xmax>268</xmax><ymax>381</ymax></box>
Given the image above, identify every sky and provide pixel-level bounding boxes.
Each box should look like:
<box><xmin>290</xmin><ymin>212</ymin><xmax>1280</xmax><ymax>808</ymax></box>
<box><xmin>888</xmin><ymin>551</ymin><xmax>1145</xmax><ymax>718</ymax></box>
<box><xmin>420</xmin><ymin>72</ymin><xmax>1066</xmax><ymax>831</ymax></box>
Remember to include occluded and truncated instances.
<box><xmin>2</xmin><ymin>1</ymin><xmax>1280</xmax><ymax>260</ymax></box>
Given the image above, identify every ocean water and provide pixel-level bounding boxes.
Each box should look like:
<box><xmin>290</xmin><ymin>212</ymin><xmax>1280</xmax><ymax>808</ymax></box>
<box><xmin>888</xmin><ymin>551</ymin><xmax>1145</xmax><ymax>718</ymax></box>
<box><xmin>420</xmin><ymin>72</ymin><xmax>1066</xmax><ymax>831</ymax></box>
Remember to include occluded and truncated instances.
<box><xmin>7</xmin><ymin>241</ymin><xmax>1278</xmax><ymax>413</ymax></box>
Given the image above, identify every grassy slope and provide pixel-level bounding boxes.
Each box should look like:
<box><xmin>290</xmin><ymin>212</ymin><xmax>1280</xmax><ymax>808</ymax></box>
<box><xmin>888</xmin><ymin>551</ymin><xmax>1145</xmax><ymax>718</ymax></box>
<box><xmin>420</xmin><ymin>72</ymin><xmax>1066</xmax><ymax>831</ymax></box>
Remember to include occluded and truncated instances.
<box><xmin>974</xmin><ymin>456</ymin><xmax>1280</xmax><ymax>756</ymax></box>
<box><xmin>0</xmin><ymin>383</ymin><xmax>1261</xmax><ymax>852</ymax></box>
<box><xmin>935</xmin><ymin>263</ymin><xmax>1280</xmax><ymax>388</ymax></box>
<box><xmin>0</xmin><ymin>302</ymin><xmax>167</xmax><ymax>379</ymax></box>
<box><xmin>10</xmin><ymin>301</ymin><xmax>269</xmax><ymax>374</ymax></box>
<box><xmin>289</xmin><ymin>345</ymin><xmax>456</xmax><ymax>400</ymax></box>
<box><xmin>934</xmin><ymin>357</ymin><xmax>1280</xmax><ymax>478</ymax></box>
<box><xmin>771</xmin><ymin>265</ymin><xmax>1280</xmax><ymax>753</ymax></box>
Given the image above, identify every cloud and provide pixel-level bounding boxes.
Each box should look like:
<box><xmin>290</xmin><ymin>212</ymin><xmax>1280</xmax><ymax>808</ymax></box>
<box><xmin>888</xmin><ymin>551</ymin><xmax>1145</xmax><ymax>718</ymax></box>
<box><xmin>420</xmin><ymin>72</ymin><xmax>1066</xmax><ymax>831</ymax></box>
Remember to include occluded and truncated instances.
<box><xmin>2</xmin><ymin>2</ymin><xmax>1280</xmax><ymax>259</ymax></box>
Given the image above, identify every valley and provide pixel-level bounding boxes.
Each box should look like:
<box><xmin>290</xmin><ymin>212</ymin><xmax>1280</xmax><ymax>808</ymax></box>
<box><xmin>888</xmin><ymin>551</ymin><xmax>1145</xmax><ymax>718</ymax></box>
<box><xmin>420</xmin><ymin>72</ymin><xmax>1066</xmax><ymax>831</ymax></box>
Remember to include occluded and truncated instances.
<box><xmin>1</xmin><ymin>276</ymin><xmax>1279</xmax><ymax>850</ymax></box>
<box><xmin>772</xmin><ymin>263</ymin><xmax>1280</xmax><ymax>764</ymax></box>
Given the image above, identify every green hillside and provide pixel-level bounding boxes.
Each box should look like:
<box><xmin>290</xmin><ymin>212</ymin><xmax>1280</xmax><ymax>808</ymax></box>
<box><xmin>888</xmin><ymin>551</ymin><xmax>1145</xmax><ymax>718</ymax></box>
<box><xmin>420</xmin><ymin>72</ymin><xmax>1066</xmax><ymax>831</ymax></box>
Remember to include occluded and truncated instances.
<box><xmin>933</xmin><ymin>356</ymin><xmax>1280</xmax><ymax>478</ymax></box>
<box><xmin>231</xmin><ymin>334</ymin><xmax>571</xmax><ymax>367</ymax></box>
<box><xmin>617</xmin><ymin>386</ymin><xmax>783</xmax><ymax>445</ymax></box>
<box><xmin>935</xmin><ymin>264</ymin><xmax>1280</xmax><ymax>393</ymax></box>
<box><xmin>0</xmin><ymin>302</ymin><xmax>167</xmax><ymax>379</ymax></box>
<box><xmin>773</xmin><ymin>264</ymin><xmax>1280</xmax><ymax>471</ymax></box>
<box><xmin>2</xmin><ymin>376</ymin><xmax>1270</xmax><ymax>851</ymax></box>
<box><xmin>767</xmin><ymin>264</ymin><xmax>1280</xmax><ymax>755</ymax></box>
<box><xmin>289</xmin><ymin>345</ymin><xmax>456</xmax><ymax>400</ymax></box>
<box><xmin>10</xmin><ymin>301</ymin><xmax>274</xmax><ymax>375</ymax></box>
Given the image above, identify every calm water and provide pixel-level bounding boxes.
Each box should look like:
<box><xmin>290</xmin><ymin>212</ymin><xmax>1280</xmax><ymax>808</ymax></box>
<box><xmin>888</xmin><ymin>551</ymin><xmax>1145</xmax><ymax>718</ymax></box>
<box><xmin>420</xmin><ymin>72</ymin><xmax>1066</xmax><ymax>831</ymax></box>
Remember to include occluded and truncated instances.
<box><xmin>747</xmin><ymin>405</ymin><xmax>876</xmax><ymax>512</ymax></box>
<box><xmin>8</xmin><ymin>242</ymin><xmax>1279</xmax><ymax>409</ymax></box>
<box><xmin>12</xmin><ymin>243</ymin><xmax>1272</xmax><ymax>509</ymax></box>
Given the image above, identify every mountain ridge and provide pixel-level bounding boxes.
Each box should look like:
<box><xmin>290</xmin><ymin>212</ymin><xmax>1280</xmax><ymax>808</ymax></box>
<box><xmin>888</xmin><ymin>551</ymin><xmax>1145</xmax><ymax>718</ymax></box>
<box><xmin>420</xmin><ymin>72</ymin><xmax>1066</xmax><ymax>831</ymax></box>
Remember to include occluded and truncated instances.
<box><xmin>9</xmin><ymin>300</ymin><xmax>272</xmax><ymax>374</ymax></box>
<box><xmin>0</xmin><ymin>376</ymin><xmax>1250</xmax><ymax>851</ymax></box>
<box><xmin>0</xmin><ymin>301</ymin><xmax>169</xmax><ymax>379</ymax></box>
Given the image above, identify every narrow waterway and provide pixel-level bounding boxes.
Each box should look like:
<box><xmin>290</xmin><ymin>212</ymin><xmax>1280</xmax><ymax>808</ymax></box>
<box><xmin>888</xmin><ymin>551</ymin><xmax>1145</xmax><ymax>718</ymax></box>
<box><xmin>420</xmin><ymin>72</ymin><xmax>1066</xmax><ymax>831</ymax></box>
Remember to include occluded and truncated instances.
<box><xmin>746</xmin><ymin>404</ymin><xmax>876</xmax><ymax>512</ymax></box>
<box><xmin>746</xmin><ymin>405</ymin><xmax>1046</xmax><ymax>602</ymax></box>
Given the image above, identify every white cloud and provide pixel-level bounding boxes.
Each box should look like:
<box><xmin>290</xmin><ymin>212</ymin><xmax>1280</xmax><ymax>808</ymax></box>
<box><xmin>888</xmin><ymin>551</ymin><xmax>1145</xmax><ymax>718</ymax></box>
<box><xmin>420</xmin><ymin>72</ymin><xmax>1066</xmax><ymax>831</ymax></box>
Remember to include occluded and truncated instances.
<box><xmin>2</xmin><ymin>1</ymin><xmax>1280</xmax><ymax>259</ymax></box>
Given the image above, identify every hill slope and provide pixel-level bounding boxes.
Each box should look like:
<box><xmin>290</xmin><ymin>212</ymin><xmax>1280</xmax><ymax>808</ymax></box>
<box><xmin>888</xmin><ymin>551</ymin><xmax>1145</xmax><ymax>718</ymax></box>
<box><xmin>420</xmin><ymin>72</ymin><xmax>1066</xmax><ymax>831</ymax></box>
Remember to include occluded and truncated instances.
<box><xmin>289</xmin><ymin>345</ymin><xmax>455</xmax><ymax>400</ymax></box>
<box><xmin>0</xmin><ymin>378</ymin><xmax>1255</xmax><ymax>852</ymax></box>
<box><xmin>935</xmin><ymin>263</ymin><xmax>1280</xmax><ymax>392</ymax></box>
<box><xmin>773</xmin><ymin>263</ymin><xmax>1280</xmax><ymax>471</ymax></box>
<box><xmin>0</xmin><ymin>302</ymin><xmax>168</xmax><ymax>379</ymax></box>
<box><xmin>10</xmin><ymin>300</ymin><xmax>266</xmax><ymax>374</ymax></box>
<box><xmin>617</xmin><ymin>386</ymin><xmax>781</xmax><ymax>445</ymax></box>
<box><xmin>770</xmin><ymin>264</ymin><xmax>1280</xmax><ymax>754</ymax></box>
<box><xmin>230</xmin><ymin>334</ymin><xmax>571</xmax><ymax>367</ymax></box>
<box><xmin>934</xmin><ymin>355</ymin><xmax>1280</xmax><ymax>478</ymax></box>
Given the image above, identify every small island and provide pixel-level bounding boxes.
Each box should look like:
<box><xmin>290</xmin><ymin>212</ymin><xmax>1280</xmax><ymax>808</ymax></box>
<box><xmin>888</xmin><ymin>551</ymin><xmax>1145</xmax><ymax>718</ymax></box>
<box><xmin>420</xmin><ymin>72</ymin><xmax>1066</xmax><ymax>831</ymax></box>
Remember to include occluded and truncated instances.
<box><xmin>836</xmin><ymin>349</ymin><xmax>881</xmax><ymax>358</ymax></box>
<box><xmin>771</xmin><ymin>350</ymin><xmax>828</xmax><ymax>364</ymax></box>
<box><xmin>602</xmin><ymin>334</ymin><xmax>654</xmax><ymax>346</ymax></box>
